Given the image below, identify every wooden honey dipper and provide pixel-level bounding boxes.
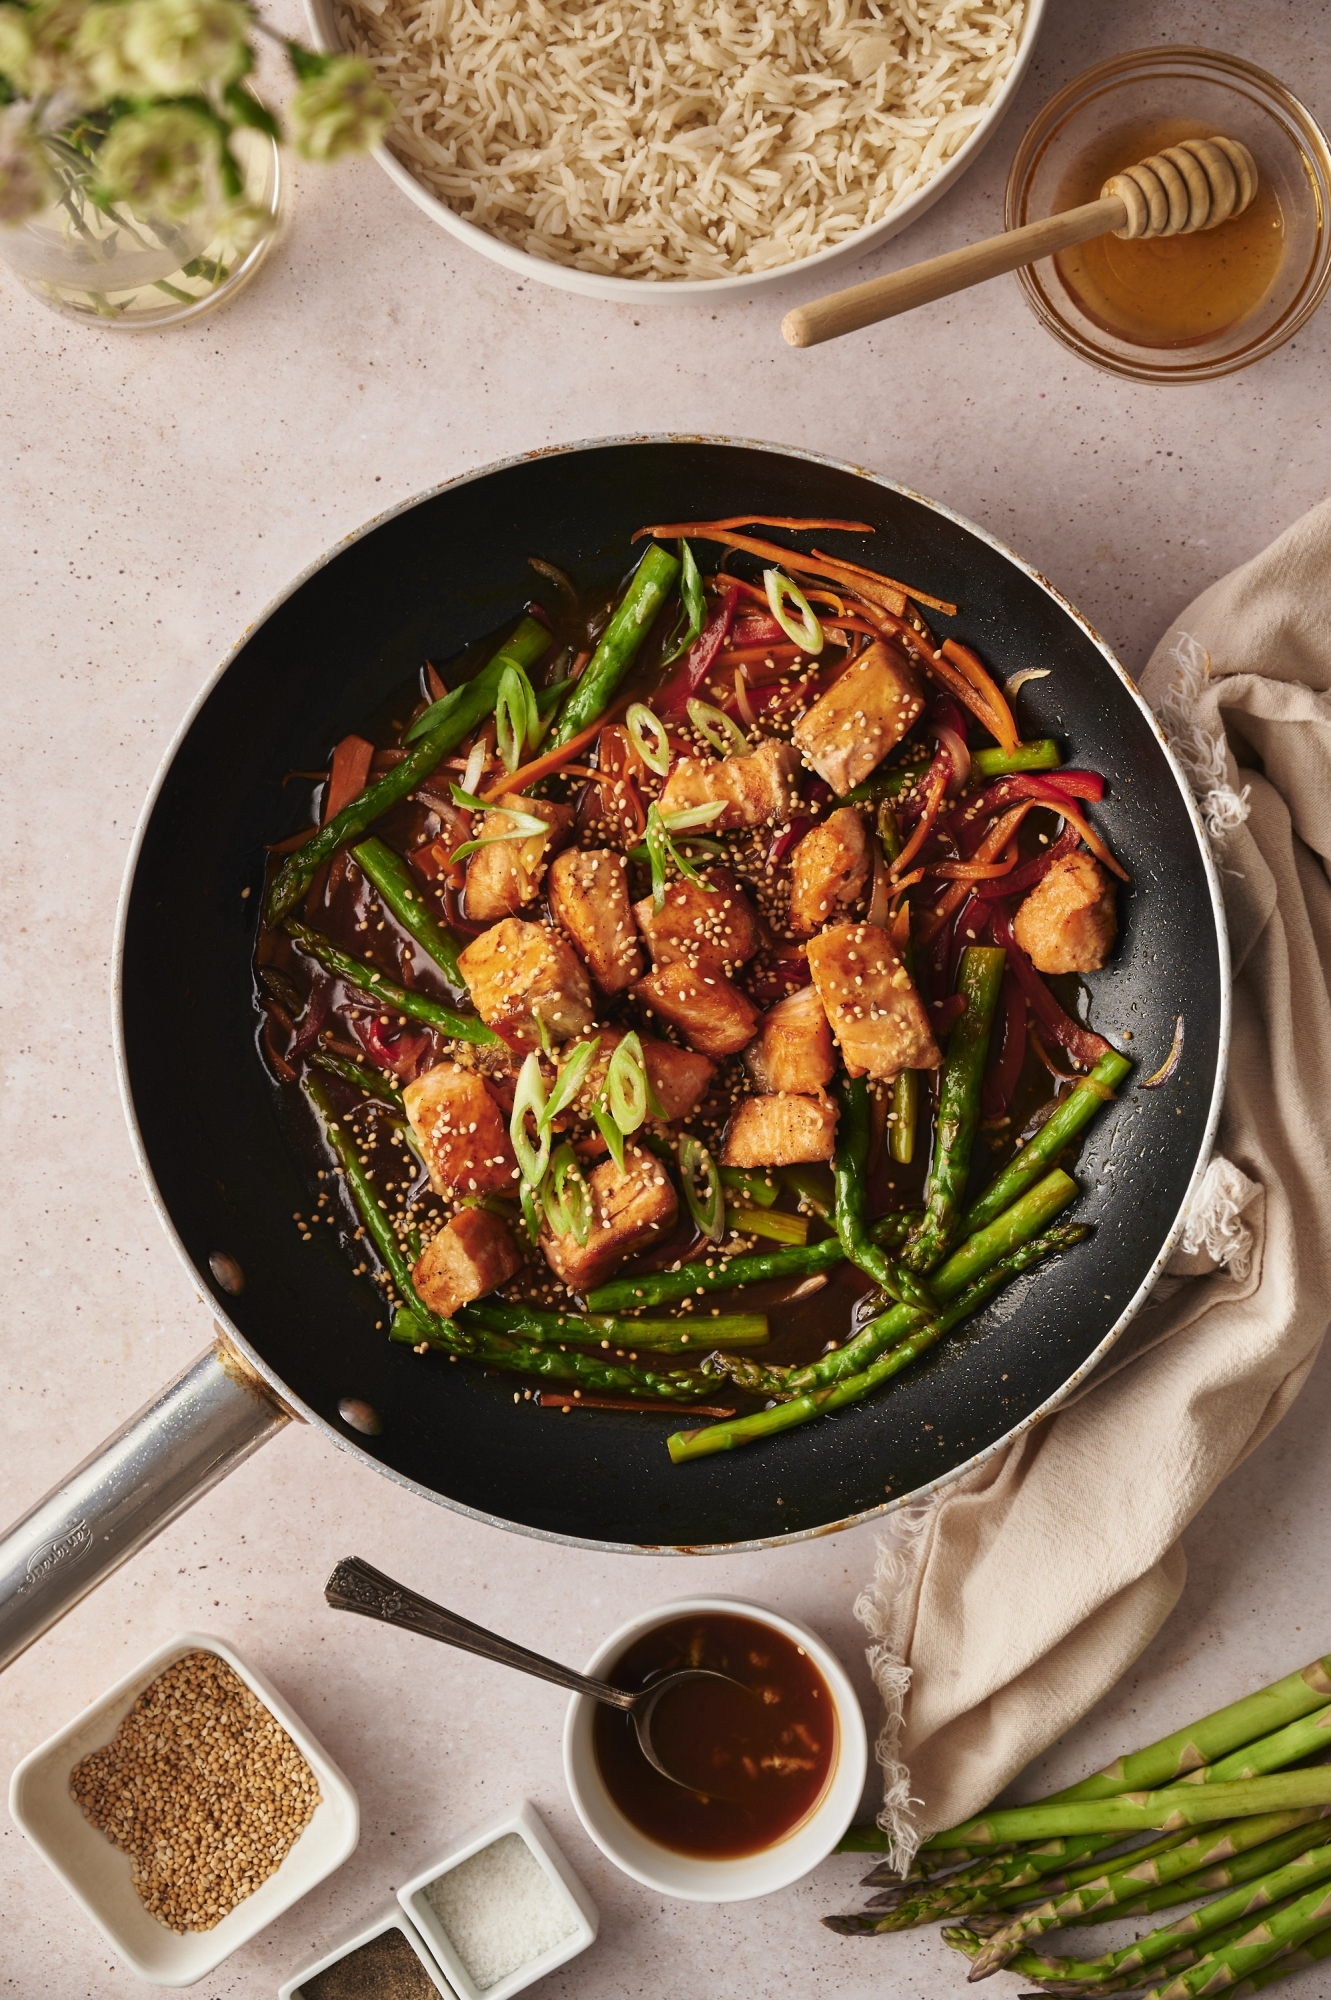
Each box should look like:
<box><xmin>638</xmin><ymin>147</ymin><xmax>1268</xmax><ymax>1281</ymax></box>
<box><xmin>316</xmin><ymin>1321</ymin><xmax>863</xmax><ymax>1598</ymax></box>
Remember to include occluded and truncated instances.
<box><xmin>782</xmin><ymin>134</ymin><xmax>1258</xmax><ymax>350</ymax></box>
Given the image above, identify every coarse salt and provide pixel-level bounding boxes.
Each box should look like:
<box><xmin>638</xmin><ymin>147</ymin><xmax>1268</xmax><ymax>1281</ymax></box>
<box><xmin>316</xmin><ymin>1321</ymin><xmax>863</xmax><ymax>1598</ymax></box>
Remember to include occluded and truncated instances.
<box><xmin>424</xmin><ymin>1833</ymin><xmax>577</xmax><ymax>1990</ymax></box>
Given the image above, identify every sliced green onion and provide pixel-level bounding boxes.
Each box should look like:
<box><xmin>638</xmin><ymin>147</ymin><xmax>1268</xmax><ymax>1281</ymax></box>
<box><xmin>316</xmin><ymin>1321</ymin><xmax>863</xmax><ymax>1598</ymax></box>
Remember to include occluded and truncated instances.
<box><xmin>535</xmin><ymin>677</ymin><xmax>572</xmax><ymax>716</ymax></box>
<box><xmin>605</xmin><ymin>1032</ymin><xmax>649</xmax><ymax>1134</ymax></box>
<box><xmin>510</xmin><ymin>1052</ymin><xmax>550</xmax><ymax>1186</ymax></box>
<box><xmin>627</xmin><ymin>701</ymin><xmax>671</xmax><ymax>776</ymax></box>
<box><xmin>679</xmin><ymin>1134</ymin><xmax>725</xmax><ymax>1244</ymax></box>
<box><xmin>687</xmin><ymin>697</ymin><xmax>750</xmax><ymax>759</ymax></box>
<box><xmin>593</xmin><ymin>1105</ymin><xmax>626</xmax><ymax>1173</ymax></box>
<box><xmin>663</xmin><ymin>803</ymin><xmax>726</xmax><ymax>833</ymax></box>
<box><xmin>448</xmin><ymin>783</ymin><xmax>550</xmax><ymax>865</ymax></box>
<box><xmin>727</xmin><ymin>1205</ymin><xmax>809</xmax><ymax>1246</ymax></box>
<box><xmin>659</xmin><ymin>538</ymin><xmax>706</xmax><ymax>668</ymax></box>
<box><xmin>544</xmin><ymin>1142</ymin><xmax>593</xmax><ymax>1245</ymax></box>
<box><xmin>495</xmin><ymin>662</ymin><xmax>541</xmax><ymax>773</ymax></box>
<box><xmin>718</xmin><ymin>1164</ymin><xmax>779</xmax><ymax>1209</ymax></box>
<box><xmin>643</xmin><ymin>802</ymin><xmax>725</xmax><ymax>910</ymax></box>
<box><xmin>764</xmin><ymin>568</ymin><xmax>824</xmax><ymax>654</ymax></box>
<box><xmin>520</xmin><ymin>1180</ymin><xmax>543</xmax><ymax>1245</ymax></box>
<box><xmin>541</xmin><ymin>1035</ymin><xmax>602</xmax><ymax>1133</ymax></box>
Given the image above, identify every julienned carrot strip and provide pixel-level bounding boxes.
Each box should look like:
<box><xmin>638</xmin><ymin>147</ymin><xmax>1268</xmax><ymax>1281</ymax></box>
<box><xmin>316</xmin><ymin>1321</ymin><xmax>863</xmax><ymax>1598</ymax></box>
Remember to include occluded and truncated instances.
<box><xmin>1047</xmin><ymin>800</ymin><xmax>1131</xmax><ymax>882</ymax></box>
<box><xmin>922</xmin><ymin>650</ymin><xmax>1011</xmax><ymax>744</ymax></box>
<box><xmin>917</xmin><ymin>804</ymin><xmax>1037</xmax><ymax>945</ymax></box>
<box><xmin>891</xmin><ymin>755</ymin><xmax>950</xmax><ymax>878</ymax></box>
<box><xmin>928</xmin><ymin>846</ymin><xmax>1019</xmax><ymax>881</ymax></box>
<box><xmin>717</xmin><ymin>643</ymin><xmax>806</xmax><ymax>667</ymax></box>
<box><xmin>810</xmin><ymin>547</ymin><xmax>958</xmax><ymax>618</ymax></box>
<box><xmin>941</xmin><ymin>640</ymin><xmax>1019</xmax><ymax>752</ymax></box>
<box><xmin>635</xmin><ymin>523</ymin><xmax>910</xmax><ymax>617</ymax></box>
<box><xmin>325</xmin><ymin>735</ymin><xmax>375</xmax><ymax>823</ymax></box>
<box><xmin>481</xmin><ymin>696</ymin><xmax>631</xmax><ymax>799</ymax></box>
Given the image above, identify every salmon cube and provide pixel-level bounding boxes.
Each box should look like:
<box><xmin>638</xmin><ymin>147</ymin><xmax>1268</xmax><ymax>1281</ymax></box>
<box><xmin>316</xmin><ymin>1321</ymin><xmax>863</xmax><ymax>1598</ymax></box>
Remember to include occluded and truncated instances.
<box><xmin>412</xmin><ymin>1206</ymin><xmax>525</xmax><ymax>1318</ymax></box>
<box><xmin>402</xmin><ymin>1062</ymin><xmax>518</xmax><ymax>1197</ymax></box>
<box><xmin>548</xmin><ymin>847</ymin><xmax>644</xmax><ymax>995</ymax></box>
<box><xmin>806</xmin><ymin>921</ymin><xmax>942</xmax><ymax>1081</ymax></box>
<box><xmin>1014</xmin><ymin>852</ymin><xmax>1118</xmax><ymax>974</ymax></box>
<box><xmin>634</xmin><ymin>866</ymin><xmax>759</xmax><ymax>976</ymax></box>
<box><xmin>744</xmin><ymin>985</ymin><xmax>836</xmax><ymax>1094</ymax></box>
<box><xmin>792</xmin><ymin>640</ymin><xmax>925</xmax><ymax>796</ymax></box>
<box><xmin>556</xmin><ymin>1025</ymin><xmax>715</xmax><ymax>1128</ymax></box>
<box><xmin>788</xmin><ymin>808</ymin><xmax>870</xmax><ymax>934</ymax></box>
<box><xmin>457</xmin><ymin>918</ymin><xmax>595</xmax><ymax>1052</ymax></box>
<box><xmin>539</xmin><ymin>1150</ymin><xmax>679</xmax><ymax>1292</ymax></box>
<box><xmin>463</xmin><ymin>796</ymin><xmax>574</xmax><ymax>922</ymax></box>
<box><xmin>657</xmin><ymin>738</ymin><xmax>801</xmax><ymax>831</ymax></box>
<box><xmin>636</xmin><ymin>961</ymin><xmax>759</xmax><ymax>1059</ymax></box>
<box><xmin>721</xmin><ymin>1093</ymin><xmax>839</xmax><ymax>1168</ymax></box>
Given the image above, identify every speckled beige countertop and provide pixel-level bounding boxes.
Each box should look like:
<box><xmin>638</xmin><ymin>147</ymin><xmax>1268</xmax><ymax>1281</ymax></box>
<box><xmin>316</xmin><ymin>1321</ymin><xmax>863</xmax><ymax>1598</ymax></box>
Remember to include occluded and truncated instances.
<box><xmin>4</xmin><ymin>1</ymin><xmax>1331</xmax><ymax>1994</ymax></box>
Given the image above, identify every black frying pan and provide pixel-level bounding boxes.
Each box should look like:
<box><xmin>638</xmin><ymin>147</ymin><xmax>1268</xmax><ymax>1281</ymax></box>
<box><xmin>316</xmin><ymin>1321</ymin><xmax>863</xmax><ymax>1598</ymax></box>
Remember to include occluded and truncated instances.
<box><xmin>0</xmin><ymin>438</ymin><xmax>1229</xmax><ymax>1657</ymax></box>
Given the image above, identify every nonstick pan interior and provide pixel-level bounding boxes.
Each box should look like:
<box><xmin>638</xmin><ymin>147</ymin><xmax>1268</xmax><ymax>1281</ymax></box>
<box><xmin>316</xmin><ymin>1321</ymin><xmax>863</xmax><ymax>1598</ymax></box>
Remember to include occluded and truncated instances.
<box><xmin>119</xmin><ymin>437</ymin><xmax>1226</xmax><ymax>1552</ymax></box>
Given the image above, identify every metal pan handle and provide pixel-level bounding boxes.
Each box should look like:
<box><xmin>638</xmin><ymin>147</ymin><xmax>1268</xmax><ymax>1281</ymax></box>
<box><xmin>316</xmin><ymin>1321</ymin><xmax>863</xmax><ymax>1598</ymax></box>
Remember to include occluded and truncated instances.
<box><xmin>0</xmin><ymin>1334</ymin><xmax>290</xmax><ymax>1675</ymax></box>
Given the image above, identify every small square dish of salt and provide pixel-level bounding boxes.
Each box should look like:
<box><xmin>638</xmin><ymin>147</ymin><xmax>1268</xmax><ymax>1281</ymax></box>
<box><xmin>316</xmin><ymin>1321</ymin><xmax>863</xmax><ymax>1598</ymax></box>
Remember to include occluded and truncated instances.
<box><xmin>397</xmin><ymin>1801</ymin><xmax>598</xmax><ymax>2000</ymax></box>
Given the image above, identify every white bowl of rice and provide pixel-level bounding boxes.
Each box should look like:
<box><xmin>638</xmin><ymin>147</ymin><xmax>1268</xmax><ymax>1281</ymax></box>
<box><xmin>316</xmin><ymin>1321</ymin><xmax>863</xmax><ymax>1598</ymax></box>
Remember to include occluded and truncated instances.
<box><xmin>305</xmin><ymin>0</ymin><xmax>1045</xmax><ymax>301</ymax></box>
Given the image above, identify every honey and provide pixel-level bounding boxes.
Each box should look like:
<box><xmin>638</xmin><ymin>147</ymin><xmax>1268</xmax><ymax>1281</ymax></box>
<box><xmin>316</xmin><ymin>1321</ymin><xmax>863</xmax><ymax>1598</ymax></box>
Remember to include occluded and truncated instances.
<box><xmin>1053</xmin><ymin>118</ymin><xmax>1284</xmax><ymax>348</ymax></box>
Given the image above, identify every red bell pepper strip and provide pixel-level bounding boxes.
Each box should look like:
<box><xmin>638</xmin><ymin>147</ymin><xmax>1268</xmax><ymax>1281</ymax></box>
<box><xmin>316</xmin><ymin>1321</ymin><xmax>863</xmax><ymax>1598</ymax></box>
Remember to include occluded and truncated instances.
<box><xmin>656</xmin><ymin>586</ymin><xmax>741</xmax><ymax>716</ymax></box>
<box><xmin>353</xmin><ymin>1013</ymin><xmax>432</xmax><ymax>1080</ymax></box>
<box><xmin>991</xmin><ymin>908</ymin><xmax>1112</xmax><ymax>1066</ymax></box>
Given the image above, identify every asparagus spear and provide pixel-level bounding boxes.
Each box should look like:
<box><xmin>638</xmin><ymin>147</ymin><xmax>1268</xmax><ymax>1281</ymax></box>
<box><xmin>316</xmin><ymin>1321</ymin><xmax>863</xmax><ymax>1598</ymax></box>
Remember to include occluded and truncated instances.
<box><xmin>905</xmin><ymin>946</ymin><xmax>1006</xmax><ymax>1270</ymax></box>
<box><xmin>970</xmin><ymin>1820</ymin><xmax>1331</xmax><ymax>1979</ymax></box>
<box><xmin>459</xmin><ymin>1299</ymin><xmax>770</xmax><ymax>1351</ymax></box>
<box><xmin>667</xmin><ymin>1219</ymin><xmax>1088</xmax><ymax>1461</ymax></box>
<box><xmin>308</xmin><ymin>1046</ymin><xmax>404</xmax><ymax>1106</ymax></box>
<box><xmin>1185</xmin><ymin>1703</ymin><xmax>1331</xmax><ymax>1787</ymax></box>
<box><xmin>285</xmin><ymin>917</ymin><xmax>498</xmax><ymax>1046</ymax></box>
<box><xmin>550</xmin><ymin>544</ymin><xmax>681</xmax><ymax>745</ymax></box>
<box><xmin>1103</xmin><ymin>1871</ymin><xmax>1331</xmax><ymax>2000</ymax></box>
<box><xmin>389</xmin><ymin>1307</ymin><xmax>720</xmax><ymax>1401</ymax></box>
<box><xmin>925</xmin><ymin>1771</ymin><xmax>1331</xmax><ymax>1851</ymax></box>
<box><xmin>585</xmin><ymin>1212</ymin><xmax>922</xmax><ymax>1312</ymax></box>
<box><xmin>835</xmin><ymin>1074</ymin><xmax>937</xmax><ymax>1309</ymax></box>
<box><xmin>963</xmin><ymin>1050</ymin><xmax>1132</xmax><ymax>1236</ymax></box>
<box><xmin>972</xmin><ymin>740</ymin><xmax>1062</xmax><ymax>780</ymax></box>
<box><xmin>351</xmin><ymin>835</ymin><xmax>466</xmax><ymax>987</ymax></box>
<box><xmin>986</xmin><ymin>1814</ymin><xmax>1323</xmax><ymax>1914</ymax></box>
<box><xmin>266</xmin><ymin>616</ymin><xmax>551</xmax><ymax>924</ymax></box>
<box><xmin>1230</xmin><ymin>1921</ymin><xmax>1331</xmax><ymax>1992</ymax></box>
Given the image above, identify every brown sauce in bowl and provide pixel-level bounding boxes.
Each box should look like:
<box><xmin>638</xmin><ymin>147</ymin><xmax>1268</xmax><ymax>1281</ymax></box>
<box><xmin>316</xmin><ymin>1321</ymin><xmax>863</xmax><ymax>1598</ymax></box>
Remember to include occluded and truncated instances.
<box><xmin>592</xmin><ymin>1611</ymin><xmax>836</xmax><ymax>1858</ymax></box>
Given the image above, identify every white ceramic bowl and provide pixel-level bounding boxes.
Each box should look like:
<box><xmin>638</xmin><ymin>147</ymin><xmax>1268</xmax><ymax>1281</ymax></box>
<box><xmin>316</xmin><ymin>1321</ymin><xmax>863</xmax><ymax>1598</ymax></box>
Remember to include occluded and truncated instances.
<box><xmin>562</xmin><ymin>1596</ymin><xmax>867</xmax><ymax>1901</ymax></box>
<box><xmin>9</xmin><ymin>1631</ymin><xmax>359</xmax><ymax>1988</ymax></box>
<box><xmin>303</xmin><ymin>0</ymin><xmax>1046</xmax><ymax>304</ymax></box>
<box><xmin>397</xmin><ymin>1798</ymin><xmax>598</xmax><ymax>2000</ymax></box>
<box><xmin>279</xmin><ymin>1907</ymin><xmax>454</xmax><ymax>2000</ymax></box>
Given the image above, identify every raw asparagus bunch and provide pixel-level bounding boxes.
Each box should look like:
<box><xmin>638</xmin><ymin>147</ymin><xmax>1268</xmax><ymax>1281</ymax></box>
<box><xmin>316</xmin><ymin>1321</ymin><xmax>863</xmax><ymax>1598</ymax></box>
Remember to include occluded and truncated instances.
<box><xmin>823</xmin><ymin>1650</ymin><xmax>1331</xmax><ymax>2000</ymax></box>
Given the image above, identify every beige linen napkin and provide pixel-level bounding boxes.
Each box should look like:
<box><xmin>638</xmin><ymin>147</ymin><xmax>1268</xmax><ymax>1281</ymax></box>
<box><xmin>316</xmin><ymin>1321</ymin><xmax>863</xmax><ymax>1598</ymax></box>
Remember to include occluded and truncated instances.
<box><xmin>856</xmin><ymin>498</ymin><xmax>1331</xmax><ymax>1867</ymax></box>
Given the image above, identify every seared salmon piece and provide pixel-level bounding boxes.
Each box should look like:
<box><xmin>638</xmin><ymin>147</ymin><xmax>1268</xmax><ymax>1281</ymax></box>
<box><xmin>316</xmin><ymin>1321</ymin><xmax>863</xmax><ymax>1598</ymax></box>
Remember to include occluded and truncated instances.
<box><xmin>788</xmin><ymin>807</ymin><xmax>870</xmax><ymax>934</ymax></box>
<box><xmin>539</xmin><ymin>1149</ymin><xmax>678</xmax><ymax>1292</ymax></box>
<box><xmin>721</xmin><ymin>1093</ymin><xmax>838</xmax><ymax>1167</ymax></box>
<box><xmin>744</xmin><ymin>984</ymin><xmax>836</xmax><ymax>1095</ymax></box>
<box><xmin>463</xmin><ymin>796</ymin><xmax>574</xmax><ymax>921</ymax></box>
<box><xmin>636</xmin><ymin>961</ymin><xmax>759</xmax><ymax>1059</ymax></box>
<box><xmin>806</xmin><ymin>921</ymin><xmax>941</xmax><ymax>1081</ymax></box>
<box><xmin>458</xmin><ymin>918</ymin><xmax>595</xmax><ymax>1052</ymax></box>
<box><xmin>634</xmin><ymin>866</ymin><xmax>759</xmax><ymax>976</ymax></box>
<box><xmin>1014</xmin><ymin>852</ymin><xmax>1118</xmax><ymax>974</ymax></box>
<box><xmin>548</xmin><ymin>847</ymin><xmax>644</xmax><ymax>996</ymax></box>
<box><xmin>403</xmin><ymin>1062</ymin><xmax>518</xmax><ymax>1197</ymax></box>
<box><xmin>792</xmin><ymin>641</ymin><xmax>925</xmax><ymax>796</ymax></box>
<box><xmin>412</xmin><ymin>1206</ymin><xmax>524</xmax><ymax>1317</ymax></box>
<box><xmin>657</xmin><ymin>738</ymin><xmax>801</xmax><ymax>831</ymax></box>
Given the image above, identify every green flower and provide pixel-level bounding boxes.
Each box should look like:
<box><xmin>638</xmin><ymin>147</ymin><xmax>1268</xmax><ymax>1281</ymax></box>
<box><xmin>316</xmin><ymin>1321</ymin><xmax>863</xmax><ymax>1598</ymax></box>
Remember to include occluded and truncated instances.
<box><xmin>78</xmin><ymin>0</ymin><xmax>251</xmax><ymax>99</ymax></box>
<box><xmin>97</xmin><ymin>101</ymin><xmax>217</xmax><ymax>217</ymax></box>
<box><xmin>289</xmin><ymin>55</ymin><xmax>391</xmax><ymax>162</ymax></box>
<box><xmin>0</xmin><ymin>108</ymin><xmax>53</xmax><ymax>223</ymax></box>
<box><xmin>7</xmin><ymin>0</ymin><xmax>94</xmax><ymax>96</ymax></box>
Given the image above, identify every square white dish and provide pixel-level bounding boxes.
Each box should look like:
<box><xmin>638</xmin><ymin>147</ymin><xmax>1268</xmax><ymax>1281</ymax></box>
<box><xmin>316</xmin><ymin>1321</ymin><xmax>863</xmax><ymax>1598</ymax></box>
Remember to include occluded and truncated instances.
<box><xmin>398</xmin><ymin>1799</ymin><xmax>597</xmax><ymax>2000</ymax></box>
<box><xmin>8</xmin><ymin>1630</ymin><xmax>359</xmax><ymax>1987</ymax></box>
<box><xmin>279</xmin><ymin>1907</ymin><xmax>455</xmax><ymax>1999</ymax></box>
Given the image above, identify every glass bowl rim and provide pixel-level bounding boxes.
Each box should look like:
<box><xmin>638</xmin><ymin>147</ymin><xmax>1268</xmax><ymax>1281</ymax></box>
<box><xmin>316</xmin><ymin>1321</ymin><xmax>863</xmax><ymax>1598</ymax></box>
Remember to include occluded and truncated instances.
<box><xmin>1004</xmin><ymin>42</ymin><xmax>1331</xmax><ymax>384</ymax></box>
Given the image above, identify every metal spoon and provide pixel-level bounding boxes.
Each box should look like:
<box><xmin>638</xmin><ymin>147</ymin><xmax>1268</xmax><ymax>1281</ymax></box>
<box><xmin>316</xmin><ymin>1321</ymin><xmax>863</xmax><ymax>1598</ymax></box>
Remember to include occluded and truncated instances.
<box><xmin>325</xmin><ymin>1556</ymin><xmax>754</xmax><ymax>1797</ymax></box>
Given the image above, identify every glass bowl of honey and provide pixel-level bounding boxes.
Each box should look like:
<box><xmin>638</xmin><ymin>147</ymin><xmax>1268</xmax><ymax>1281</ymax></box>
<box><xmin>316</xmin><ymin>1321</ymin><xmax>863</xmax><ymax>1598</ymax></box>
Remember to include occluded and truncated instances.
<box><xmin>1005</xmin><ymin>45</ymin><xmax>1331</xmax><ymax>383</ymax></box>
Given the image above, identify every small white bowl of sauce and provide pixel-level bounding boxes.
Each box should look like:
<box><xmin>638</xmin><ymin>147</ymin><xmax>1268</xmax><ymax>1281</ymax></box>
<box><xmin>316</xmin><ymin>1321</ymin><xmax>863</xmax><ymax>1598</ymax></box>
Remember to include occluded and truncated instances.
<box><xmin>562</xmin><ymin>1597</ymin><xmax>867</xmax><ymax>1902</ymax></box>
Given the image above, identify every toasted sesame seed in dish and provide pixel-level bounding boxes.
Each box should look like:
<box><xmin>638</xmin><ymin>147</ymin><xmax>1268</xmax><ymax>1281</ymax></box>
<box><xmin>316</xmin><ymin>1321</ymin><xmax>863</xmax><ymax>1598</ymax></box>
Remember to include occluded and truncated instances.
<box><xmin>303</xmin><ymin>0</ymin><xmax>1045</xmax><ymax>297</ymax></box>
<box><xmin>255</xmin><ymin>511</ymin><xmax>1131</xmax><ymax>1463</ymax></box>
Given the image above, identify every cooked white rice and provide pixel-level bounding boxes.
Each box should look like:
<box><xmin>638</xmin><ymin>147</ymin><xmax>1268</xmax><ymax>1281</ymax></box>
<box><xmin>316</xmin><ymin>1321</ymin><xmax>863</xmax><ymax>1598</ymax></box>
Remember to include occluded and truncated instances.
<box><xmin>336</xmin><ymin>0</ymin><xmax>1027</xmax><ymax>281</ymax></box>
